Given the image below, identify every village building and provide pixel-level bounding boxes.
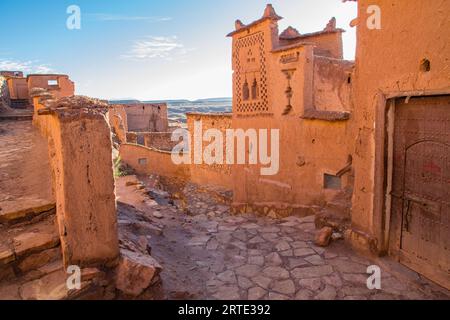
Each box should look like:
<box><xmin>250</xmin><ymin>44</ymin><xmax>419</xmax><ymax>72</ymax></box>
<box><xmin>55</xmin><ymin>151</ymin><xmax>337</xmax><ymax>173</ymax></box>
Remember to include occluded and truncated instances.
<box><xmin>0</xmin><ymin>71</ymin><xmax>23</xmax><ymax>78</ymax></box>
<box><xmin>114</xmin><ymin>5</ymin><xmax>355</xmax><ymax>218</ymax></box>
<box><xmin>108</xmin><ymin>103</ymin><xmax>171</xmax><ymax>150</ymax></box>
<box><xmin>123</xmin><ymin>103</ymin><xmax>168</xmax><ymax>133</ymax></box>
<box><xmin>0</xmin><ymin>72</ymin><xmax>75</xmax><ymax>109</ymax></box>
<box><xmin>227</xmin><ymin>4</ymin><xmax>354</xmax><ymax>220</ymax></box>
<box><xmin>26</xmin><ymin>74</ymin><xmax>75</xmax><ymax>102</ymax></box>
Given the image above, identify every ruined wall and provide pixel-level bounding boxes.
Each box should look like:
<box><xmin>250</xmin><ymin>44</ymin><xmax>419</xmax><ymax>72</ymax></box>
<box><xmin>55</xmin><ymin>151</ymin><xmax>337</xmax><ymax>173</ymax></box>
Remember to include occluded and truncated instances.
<box><xmin>124</xmin><ymin>132</ymin><xmax>175</xmax><ymax>151</ymax></box>
<box><xmin>0</xmin><ymin>76</ymin><xmax>11</xmax><ymax>109</ymax></box>
<box><xmin>27</xmin><ymin>75</ymin><xmax>75</xmax><ymax>101</ymax></box>
<box><xmin>121</xmin><ymin>103</ymin><xmax>169</xmax><ymax>133</ymax></box>
<box><xmin>143</xmin><ymin>132</ymin><xmax>177</xmax><ymax>151</ymax></box>
<box><xmin>186</xmin><ymin>113</ymin><xmax>234</xmax><ymax>190</ymax></box>
<box><xmin>108</xmin><ymin>105</ymin><xmax>128</xmax><ymax>144</ymax></box>
<box><xmin>278</xmin><ymin>20</ymin><xmax>344</xmax><ymax>59</ymax></box>
<box><xmin>314</xmin><ymin>56</ymin><xmax>353</xmax><ymax>112</ymax></box>
<box><xmin>350</xmin><ymin>0</ymin><xmax>450</xmax><ymax>252</ymax></box>
<box><xmin>126</xmin><ymin>132</ymin><xmax>138</xmax><ymax>144</ymax></box>
<box><xmin>299</xmin><ymin>31</ymin><xmax>344</xmax><ymax>59</ymax></box>
<box><xmin>229</xmin><ymin>7</ymin><xmax>354</xmax><ymax>217</ymax></box>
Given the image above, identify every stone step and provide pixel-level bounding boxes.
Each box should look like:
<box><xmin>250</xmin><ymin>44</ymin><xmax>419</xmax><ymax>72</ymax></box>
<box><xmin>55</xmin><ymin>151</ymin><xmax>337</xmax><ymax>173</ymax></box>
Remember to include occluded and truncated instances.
<box><xmin>315</xmin><ymin>189</ymin><xmax>352</xmax><ymax>231</ymax></box>
<box><xmin>0</xmin><ymin>215</ymin><xmax>60</xmax><ymax>282</ymax></box>
<box><xmin>325</xmin><ymin>192</ymin><xmax>351</xmax><ymax>210</ymax></box>
<box><xmin>315</xmin><ymin>184</ymin><xmax>352</xmax><ymax>221</ymax></box>
<box><xmin>195</xmin><ymin>184</ymin><xmax>233</xmax><ymax>205</ymax></box>
<box><xmin>0</xmin><ymin>212</ymin><xmax>110</xmax><ymax>300</ymax></box>
<box><xmin>0</xmin><ymin>259</ymin><xmax>107</xmax><ymax>300</ymax></box>
<box><xmin>0</xmin><ymin>114</ymin><xmax>33</xmax><ymax>121</ymax></box>
<box><xmin>10</xmin><ymin>100</ymin><xmax>31</xmax><ymax>109</ymax></box>
<box><xmin>322</xmin><ymin>201</ymin><xmax>351</xmax><ymax>217</ymax></box>
<box><xmin>19</xmin><ymin>265</ymin><xmax>106</xmax><ymax>300</ymax></box>
<box><xmin>328</xmin><ymin>195</ymin><xmax>351</xmax><ymax>205</ymax></box>
<box><xmin>0</xmin><ymin>200</ymin><xmax>56</xmax><ymax>226</ymax></box>
<box><xmin>315</xmin><ymin>209</ymin><xmax>351</xmax><ymax>227</ymax></box>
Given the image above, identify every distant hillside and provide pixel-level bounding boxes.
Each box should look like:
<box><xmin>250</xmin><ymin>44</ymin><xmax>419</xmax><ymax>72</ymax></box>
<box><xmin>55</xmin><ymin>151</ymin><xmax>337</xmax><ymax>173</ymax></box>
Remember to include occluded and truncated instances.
<box><xmin>143</xmin><ymin>99</ymin><xmax>191</xmax><ymax>104</ymax></box>
<box><xmin>108</xmin><ymin>99</ymin><xmax>141</xmax><ymax>105</ymax></box>
<box><xmin>192</xmin><ymin>97</ymin><xmax>232</xmax><ymax>103</ymax></box>
<box><xmin>109</xmin><ymin>97</ymin><xmax>232</xmax><ymax>124</ymax></box>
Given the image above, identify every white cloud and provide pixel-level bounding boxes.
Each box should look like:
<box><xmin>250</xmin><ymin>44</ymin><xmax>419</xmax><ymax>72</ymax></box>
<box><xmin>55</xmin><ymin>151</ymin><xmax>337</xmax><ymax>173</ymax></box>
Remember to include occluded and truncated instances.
<box><xmin>0</xmin><ymin>59</ymin><xmax>53</xmax><ymax>74</ymax></box>
<box><xmin>121</xmin><ymin>36</ymin><xmax>192</xmax><ymax>61</ymax></box>
<box><xmin>87</xmin><ymin>13</ymin><xmax>172</xmax><ymax>22</ymax></box>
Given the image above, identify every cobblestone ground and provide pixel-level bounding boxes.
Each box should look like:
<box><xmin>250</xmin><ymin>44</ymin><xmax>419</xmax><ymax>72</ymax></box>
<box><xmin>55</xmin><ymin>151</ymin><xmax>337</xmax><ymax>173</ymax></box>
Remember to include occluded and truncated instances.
<box><xmin>118</xmin><ymin>176</ymin><xmax>450</xmax><ymax>300</ymax></box>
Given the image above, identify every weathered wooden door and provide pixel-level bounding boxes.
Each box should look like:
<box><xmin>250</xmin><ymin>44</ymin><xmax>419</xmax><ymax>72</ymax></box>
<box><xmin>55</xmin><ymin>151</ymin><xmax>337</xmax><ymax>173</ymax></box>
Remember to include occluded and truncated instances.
<box><xmin>391</xmin><ymin>96</ymin><xmax>450</xmax><ymax>290</ymax></box>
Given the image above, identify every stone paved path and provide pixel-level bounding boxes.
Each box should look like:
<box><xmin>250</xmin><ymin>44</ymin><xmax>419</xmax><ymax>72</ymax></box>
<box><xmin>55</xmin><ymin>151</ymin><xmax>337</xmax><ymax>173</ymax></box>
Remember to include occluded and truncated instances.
<box><xmin>117</xmin><ymin>176</ymin><xmax>450</xmax><ymax>300</ymax></box>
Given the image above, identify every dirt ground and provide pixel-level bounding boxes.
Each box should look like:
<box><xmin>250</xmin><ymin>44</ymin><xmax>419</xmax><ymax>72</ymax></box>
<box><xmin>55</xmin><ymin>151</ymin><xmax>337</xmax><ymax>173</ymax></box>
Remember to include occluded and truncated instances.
<box><xmin>0</xmin><ymin>120</ymin><xmax>54</xmax><ymax>218</ymax></box>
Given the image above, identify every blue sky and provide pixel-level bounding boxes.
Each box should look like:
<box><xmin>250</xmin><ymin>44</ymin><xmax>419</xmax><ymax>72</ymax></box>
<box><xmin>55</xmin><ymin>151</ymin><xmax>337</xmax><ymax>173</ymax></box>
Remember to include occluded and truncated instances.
<box><xmin>0</xmin><ymin>0</ymin><xmax>357</xmax><ymax>100</ymax></box>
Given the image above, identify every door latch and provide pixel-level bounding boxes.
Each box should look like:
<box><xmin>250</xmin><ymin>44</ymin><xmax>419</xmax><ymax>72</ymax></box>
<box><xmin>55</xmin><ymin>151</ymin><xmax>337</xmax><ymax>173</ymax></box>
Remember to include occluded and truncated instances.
<box><xmin>404</xmin><ymin>199</ymin><xmax>412</xmax><ymax>232</ymax></box>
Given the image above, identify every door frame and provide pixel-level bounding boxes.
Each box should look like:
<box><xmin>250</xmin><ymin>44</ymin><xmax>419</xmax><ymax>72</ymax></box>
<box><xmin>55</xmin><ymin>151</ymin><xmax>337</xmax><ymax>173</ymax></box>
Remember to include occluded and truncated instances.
<box><xmin>371</xmin><ymin>90</ymin><xmax>450</xmax><ymax>253</ymax></box>
<box><xmin>373</xmin><ymin>91</ymin><xmax>450</xmax><ymax>289</ymax></box>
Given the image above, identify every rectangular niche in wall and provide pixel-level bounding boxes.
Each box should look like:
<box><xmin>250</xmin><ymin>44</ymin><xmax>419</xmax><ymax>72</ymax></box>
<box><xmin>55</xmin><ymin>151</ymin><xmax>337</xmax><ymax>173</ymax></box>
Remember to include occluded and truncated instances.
<box><xmin>324</xmin><ymin>173</ymin><xmax>342</xmax><ymax>190</ymax></box>
<box><xmin>138</xmin><ymin>158</ymin><xmax>148</xmax><ymax>166</ymax></box>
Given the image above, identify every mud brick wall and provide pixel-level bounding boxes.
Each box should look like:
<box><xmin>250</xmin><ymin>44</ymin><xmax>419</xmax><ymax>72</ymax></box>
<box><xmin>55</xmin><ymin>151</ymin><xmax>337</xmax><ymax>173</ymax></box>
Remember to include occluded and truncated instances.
<box><xmin>41</xmin><ymin>98</ymin><xmax>119</xmax><ymax>268</ymax></box>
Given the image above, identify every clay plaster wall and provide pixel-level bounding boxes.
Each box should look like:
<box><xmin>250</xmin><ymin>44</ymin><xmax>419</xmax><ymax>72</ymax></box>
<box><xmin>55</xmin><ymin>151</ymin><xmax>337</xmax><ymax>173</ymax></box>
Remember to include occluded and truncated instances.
<box><xmin>350</xmin><ymin>0</ymin><xmax>450</xmax><ymax>252</ymax></box>
<box><xmin>120</xmin><ymin>144</ymin><xmax>190</xmax><ymax>179</ymax></box>
<box><xmin>230</xmin><ymin>14</ymin><xmax>354</xmax><ymax>216</ymax></box>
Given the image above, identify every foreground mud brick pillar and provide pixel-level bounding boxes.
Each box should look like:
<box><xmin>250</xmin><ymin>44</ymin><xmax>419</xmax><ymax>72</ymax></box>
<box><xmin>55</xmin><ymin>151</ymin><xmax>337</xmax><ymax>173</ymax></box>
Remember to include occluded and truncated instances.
<box><xmin>39</xmin><ymin>97</ymin><xmax>119</xmax><ymax>268</ymax></box>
